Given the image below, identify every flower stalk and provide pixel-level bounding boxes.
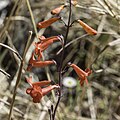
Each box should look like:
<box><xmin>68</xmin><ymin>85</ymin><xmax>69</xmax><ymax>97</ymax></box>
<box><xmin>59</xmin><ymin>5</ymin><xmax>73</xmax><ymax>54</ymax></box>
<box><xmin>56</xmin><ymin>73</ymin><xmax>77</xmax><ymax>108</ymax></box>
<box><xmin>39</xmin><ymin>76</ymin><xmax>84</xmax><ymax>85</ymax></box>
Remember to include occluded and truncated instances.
<box><xmin>52</xmin><ymin>0</ymin><xmax>72</xmax><ymax>119</ymax></box>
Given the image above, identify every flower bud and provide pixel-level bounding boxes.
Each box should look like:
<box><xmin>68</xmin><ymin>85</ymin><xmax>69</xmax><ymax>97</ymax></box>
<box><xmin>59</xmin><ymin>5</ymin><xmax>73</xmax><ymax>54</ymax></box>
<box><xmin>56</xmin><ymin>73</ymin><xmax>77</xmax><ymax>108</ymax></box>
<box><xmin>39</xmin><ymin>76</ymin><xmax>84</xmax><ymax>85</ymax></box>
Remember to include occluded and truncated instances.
<box><xmin>77</xmin><ymin>19</ymin><xmax>97</xmax><ymax>35</ymax></box>
<box><xmin>51</xmin><ymin>5</ymin><xmax>65</xmax><ymax>15</ymax></box>
<box><xmin>37</xmin><ymin>17</ymin><xmax>61</xmax><ymax>28</ymax></box>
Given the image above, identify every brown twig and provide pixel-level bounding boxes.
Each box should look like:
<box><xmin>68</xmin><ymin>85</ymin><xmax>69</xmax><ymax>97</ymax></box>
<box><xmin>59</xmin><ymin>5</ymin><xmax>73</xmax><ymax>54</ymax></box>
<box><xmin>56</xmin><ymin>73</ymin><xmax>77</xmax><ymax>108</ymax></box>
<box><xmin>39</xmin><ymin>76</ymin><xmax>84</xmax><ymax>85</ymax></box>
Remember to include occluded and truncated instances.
<box><xmin>8</xmin><ymin>31</ymin><xmax>32</xmax><ymax>120</ymax></box>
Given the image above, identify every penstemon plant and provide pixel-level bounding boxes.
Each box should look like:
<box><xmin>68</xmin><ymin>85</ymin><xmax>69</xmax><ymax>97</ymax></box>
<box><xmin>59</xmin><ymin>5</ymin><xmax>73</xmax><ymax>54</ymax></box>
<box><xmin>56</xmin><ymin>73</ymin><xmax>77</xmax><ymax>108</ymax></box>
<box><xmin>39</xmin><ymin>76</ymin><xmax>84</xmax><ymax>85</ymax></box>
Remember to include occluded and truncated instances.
<box><xmin>25</xmin><ymin>0</ymin><xmax>96</xmax><ymax>120</ymax></box>
<box><xmin>0</xmin><ymin>0</ymin><xmax>118</xmax><ymax>119</ymax></box>
<box><xmin>8</xmin><ymin>0</ymin><xmax>98</xmax><ymax>120</ymax></box>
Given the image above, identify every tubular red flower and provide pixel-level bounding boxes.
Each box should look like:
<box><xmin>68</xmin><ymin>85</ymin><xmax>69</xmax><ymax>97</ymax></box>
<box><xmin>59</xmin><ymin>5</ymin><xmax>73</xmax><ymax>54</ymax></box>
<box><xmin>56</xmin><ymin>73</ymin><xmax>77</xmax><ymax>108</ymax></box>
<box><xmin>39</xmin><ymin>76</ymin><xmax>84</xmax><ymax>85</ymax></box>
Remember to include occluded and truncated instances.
<box><xmin>40</xmin><ymin>36</ymin><xmax>62</xmax><ymax>50</ymax></box>
<box><xmin>26</xmin><ymin>77</ymin><xmax>60</xmax><ymax>103</ymax></box>
<box><xmin>34</xmin><ymin>42</ymin><xmax>43</xmax><ymax>60</ymax></box>
<box><xmin>32</xmin><ymin>60</ymin><xmax>55</xmax><ymax>68</ymax></box>
<box><xmin>37</xmin><ymin>17</ymin><xmax>61</xmax><ymax>28</ymax></box>
<box><xmin>77</xmin><ymin>20</ymin><xmax>97</xmax><ymax>35</ymax></box>
<box><xmin>42</xmin><ymin>85</ymin><xmax>60</xmax><ymax>96</ymax></box>
<box><xmin>26</xmin><ymin>86</ymin><xmax>43</xmax><ymax>103</ymax></box>
<box><xmin>34</xmin><ymin>35</ymin><xmax>63</xmax><ymax>58</ymax></box>
<box><xmin>69</xmin><ymin>63</ymin><xmax>92</xmax><ymax>86</ymax></box>
<box><xmin>40</xmin><ymin>36</ymin><xmax>61</xmax><ymax>43</ymax></box>
<box><xmin>51</xmin><ymin>5</ymin><xmax>65</xmax><ymax>15</ymax></box>
<box><xmin>27</xmin><ymin>52</ymin><xmax>56</xmax><ymax>71</ymax></box>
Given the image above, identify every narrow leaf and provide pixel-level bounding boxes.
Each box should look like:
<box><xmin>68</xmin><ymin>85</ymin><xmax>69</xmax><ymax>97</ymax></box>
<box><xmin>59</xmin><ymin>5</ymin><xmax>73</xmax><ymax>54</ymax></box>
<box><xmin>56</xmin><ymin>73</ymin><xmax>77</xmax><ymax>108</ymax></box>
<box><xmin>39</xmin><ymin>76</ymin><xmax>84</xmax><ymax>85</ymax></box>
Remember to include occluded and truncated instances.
<box><xmin>0</xmin><ymin>43</ymin><xmax>22</xmax><ymax>60</ymax></box>
<box><xmin>108</xmin><ymin>39</ymin><xmax>120</xmax><ymax>46</ymax></box>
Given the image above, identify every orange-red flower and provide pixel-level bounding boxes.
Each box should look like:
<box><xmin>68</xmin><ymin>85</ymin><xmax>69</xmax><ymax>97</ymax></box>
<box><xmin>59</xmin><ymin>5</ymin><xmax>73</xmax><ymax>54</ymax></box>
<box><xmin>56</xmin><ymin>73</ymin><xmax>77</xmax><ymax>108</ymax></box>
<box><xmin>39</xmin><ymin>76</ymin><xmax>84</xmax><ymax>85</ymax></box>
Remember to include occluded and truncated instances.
<box><xmin>26</xmin><ymin>77</ymin><xmax>59</xmax><ymax>103</ymax></box>
<box><xmin>68</xmin><ymin>63</ymin><xmax>92</xmax><ymax>86</ymax></box>
<box><xmin>51</xmin><ymin>5</ymin><xmax>65</xmax><ymax>15</ymax></box>
<box><xmin>26</xmin><ymin>35</ymin><xmax>63</xmax><ymax>71</ymax></box>
<box><xmin>35</xmin><ymin>35</ymin><xmax>63</xmax><ymax>52</ymax></box>
<box><xmin>37</xmin><ymin>17</ymin><xmax>61</xmax><ymax>28</ymax></box>
<box><xmin>34</xmin><ymin>42</ymin><xmax>43</xmax><ymax>60</ymax></box>
<box><xmin>33</xmin><ymin>35</ymin><xmax>63</xmax><ymax>61</ymax></box>
<box><xmin>40</xmin><ymin>35</ymin><xmax>62</xmax><ymax>44</ymax></box>
<box><xmin>34</xmin><ymin>35</ymin><xmax>46</xmax><ymax>60</ymax></box>
<box><xmin>27</xmin><ymin>52</ymin><xmax>56</xmax><ymax>71</ymax></box>
<box><xmin>77</xmin><ymin>20</ymin><xmax>97</xmax><ymax>35</ymax></box>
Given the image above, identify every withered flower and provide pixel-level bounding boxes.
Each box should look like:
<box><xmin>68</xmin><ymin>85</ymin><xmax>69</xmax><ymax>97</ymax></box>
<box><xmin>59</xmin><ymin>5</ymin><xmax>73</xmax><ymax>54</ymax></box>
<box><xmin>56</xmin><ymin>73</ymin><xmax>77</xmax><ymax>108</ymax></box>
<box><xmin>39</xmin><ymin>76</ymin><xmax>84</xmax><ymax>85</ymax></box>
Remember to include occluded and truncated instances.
<box><xmin>39</xmin><ymin>35</ymin><xmax>63</xmax><ymax>50</ymax></box>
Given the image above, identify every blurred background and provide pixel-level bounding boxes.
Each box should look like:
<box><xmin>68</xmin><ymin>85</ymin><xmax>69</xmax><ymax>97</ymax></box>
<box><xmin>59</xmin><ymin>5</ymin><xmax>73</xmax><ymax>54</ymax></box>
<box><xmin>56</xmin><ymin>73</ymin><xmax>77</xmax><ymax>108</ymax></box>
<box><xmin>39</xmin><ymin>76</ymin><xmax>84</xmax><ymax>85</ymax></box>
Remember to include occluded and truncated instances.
<box><xmin>0</xmin><ymin>0</ymin><xmax>120</xmax><ymax>120</ymax></box>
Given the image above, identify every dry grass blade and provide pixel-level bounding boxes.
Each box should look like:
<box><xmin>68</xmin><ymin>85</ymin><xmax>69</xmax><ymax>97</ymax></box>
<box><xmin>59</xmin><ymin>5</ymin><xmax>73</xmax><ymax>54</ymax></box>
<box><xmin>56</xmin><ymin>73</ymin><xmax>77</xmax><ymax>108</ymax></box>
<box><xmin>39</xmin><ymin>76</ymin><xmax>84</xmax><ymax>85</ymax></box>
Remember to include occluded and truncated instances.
<box><xmin>56</xmin><ymin>34</ymin><xmax>89</xmax><ymax>55</ymax></box>
<box><xmin>0</xmin><ymin>98</ymin><xmax>24</xmax><ymax>116</ymax></box>
<box><xmin>8</xmin><ymin>31</ymin><xmax>32</xmax><ymax>120</ymax></box>
<box><xmin>26</xmin><ymin>0</ymin><xmax>38</xmax><ymax>37</ymax></box>
<box><xmin>22</xmin><ymin>31</ymin><xmax>33</xmax><ymax>59</ymax></box>
<box><xmin>96</xmin><ymin>0</ymin><xmax>114</xmax><ymax>17</ymax></box>
<box><xmin>5</xmin><ymin>31</ymin><xmax>21</xmax><ymax>64</ymax></box>
<box><xmin>0</xmin><ymin>0</ymin><xmax>21</xmax><ymax>41</ymax></box>
<box><xmin>0</xmin><ymin>68</ymin><xmax>10</xmax><ymax>78</ymax></box>
<box><xmin>87</xmin><ymin>87</ymin><xmax>96</xmax><ymax>120</ymax></box>
<box><xmin>0</xmin><ymin>43</ymin><xmax>22</xmax><ymax>61</ymax></box>
<box><xmin>108</xmin><ymin>38</ymin><xmax>120</xmax><ymax>46</ymax></box>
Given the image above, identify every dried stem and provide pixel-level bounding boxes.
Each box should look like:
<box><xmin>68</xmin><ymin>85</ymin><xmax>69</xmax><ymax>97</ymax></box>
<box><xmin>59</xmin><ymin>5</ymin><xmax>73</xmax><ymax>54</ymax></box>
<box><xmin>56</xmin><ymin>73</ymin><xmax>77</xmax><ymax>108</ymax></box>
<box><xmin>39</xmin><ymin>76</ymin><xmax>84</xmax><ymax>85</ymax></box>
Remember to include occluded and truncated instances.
<box><xmin>5</xmin><ymin>31</ymin><xmax>21</xmax><ymax>65</ymax></box>
<box><xmin>0</xmin><ymin>0</ymin><xmax>21</xmax><ymax>42</ymax></box>
<box><xmin>8</xmin><ymin>61</ymin><xmax>23</xmax><ymax>120</ymax></box>
<box><xmin>8</xmin><ymin>32</ymin><xmax>32</xmax><ymax>120</ymax></box>
<box><xmin>26</xmin><ymin>0</ymin><xmax>38</xmax><ymax>38</ymax></box>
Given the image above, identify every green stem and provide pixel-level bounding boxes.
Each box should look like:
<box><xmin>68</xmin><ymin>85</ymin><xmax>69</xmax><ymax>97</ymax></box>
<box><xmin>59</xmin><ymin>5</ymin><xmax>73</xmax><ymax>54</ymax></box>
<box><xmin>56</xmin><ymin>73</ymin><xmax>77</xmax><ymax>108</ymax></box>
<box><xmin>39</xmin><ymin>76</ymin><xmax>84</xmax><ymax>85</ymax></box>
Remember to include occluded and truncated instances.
<box><xmin>90</xmin><ymin>45</ymin><xmax>108</xmax><ymax>69</ymax></box>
